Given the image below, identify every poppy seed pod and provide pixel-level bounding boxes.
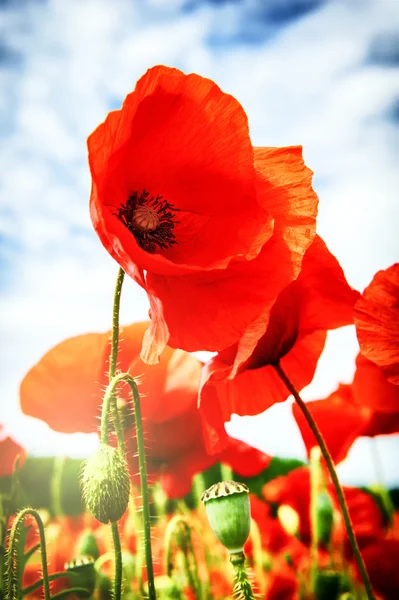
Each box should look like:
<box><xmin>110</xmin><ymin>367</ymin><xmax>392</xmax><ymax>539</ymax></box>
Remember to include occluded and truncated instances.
<box><xmin>65</xmin><ymin>556</ymin><xmax>96</xmax><ymax>598</ymax></box>
<box><xmin>201</xmin><ymin>480</ymin><xmax>250</xmax><ymax>555</ymax></box>
<box><xmin>81</xmin><ymin>445</ymin><xmax>130</xmax><ymax>524</ymax></box>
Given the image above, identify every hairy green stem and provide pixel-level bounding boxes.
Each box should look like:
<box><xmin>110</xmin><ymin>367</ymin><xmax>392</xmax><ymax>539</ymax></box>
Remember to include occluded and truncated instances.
<box><xmin>50</xmin><ymin>587</ymin><xmax>91</xmax><ymax>599</ymax></box>
<box><xmin>310</xmin><ymin>447</ymin><xmax>321</xmax><ymax>593</ymax></box>
<box><xmin>273</xmin><ymin>362</ymin><xmax>376</xmax><ymax>600</ymax></box>
<box><xmin>111</xmin><ymin>522</ymin><xmax>123</xmax><ymax>600</ymax></box>
<box><xmin>100</xmin><ymin>373</ymin><xmax>156</xmax><ymax>600</ymax></box>
<box><xmin>130</xmin><ymin>378</ymin><xmax>156</xmax><ymax>600</ymax></box>
<box><xmin>230</xmin><ymin>552</ymin><xmax>254</xmax><ymax>600</ymax></box>
<box><xmin>6</xmin><ymin>508</ymin><xmax>50</xmax><ymax>600</ymax></box>
<box><xmin>165</xmin><ymin>516</ymin><xmax>201</xmax><ymax>600</ymax></box>
<box><xmin>109</xmin><ymin>267</ymin><xmax>126</xmax><ymax>453</ymax></box>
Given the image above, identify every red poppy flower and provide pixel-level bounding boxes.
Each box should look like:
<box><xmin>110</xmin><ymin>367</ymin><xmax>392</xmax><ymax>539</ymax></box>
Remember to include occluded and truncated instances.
<box><xmin>156</xmin><ymin>427</ymin><xmax>272</xmax><ymax>498</ymax></box>
<box><xmin>19</xmin><ymin>322</ymin><xmax>270</xmax><ymax>497</ymax></box>
<box><xmin>353</xmin><ymin>353</ymin><xmax>399</xmax><ymax>414</ymax></box>
<box><xmin>20</xmin><ymin>321</ymin><xmax>201</xmax><ymax>433</ymax></box>
<box><xmin>354</xmin><ymin>263</ymin><xmax>399</xmax><ymax>385</ymax></box>
<box><xmin>293</xmin><ymin>356</ymin><xmax>399</xmax><ymax>462</ymax></box>
<box><xmin>0</xmin><ymin>425</ymin><xmax>26</xmax><ymax>477</ymax></box>
<box><xmin>262</xmin><ymin>467</ymin><xmax>384</xmax><ymax>549</ymax></box>
<box><xmin>88</xmin><ymin>65</ymin><xmax>318</xmax><ymax>363</ymax></box>
<box><xmin>359</xmin><ymin>539</ymin><xmax>399</xmax><ymax>600</ymax></box>
<box><xmin>292</xmin><ymin>385</ymin><xmax>371</xmax><ymax>464</ymax></box>
<box><xmin>200</xmin><ymin>235</ymin><xmax>359</xmax><ymax>452</ymax></box>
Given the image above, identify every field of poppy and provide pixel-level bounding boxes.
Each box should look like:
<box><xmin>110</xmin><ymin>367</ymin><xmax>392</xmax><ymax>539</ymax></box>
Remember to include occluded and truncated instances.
<box><xmin>1</xmin><ymin>65</ymin><xmax>398</xmax><ymax>600</ymax></box>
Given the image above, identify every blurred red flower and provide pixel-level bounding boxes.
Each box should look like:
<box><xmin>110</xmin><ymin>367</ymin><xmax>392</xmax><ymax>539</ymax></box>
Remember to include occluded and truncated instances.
<box><xmin>262</xmin><ymin>467</ymin><xmax>384</xmax><ymax>549</ymax></box>
<box><xmin>88</xmin><ymin>65</ymin><xmax>318</xmax><ymax>364</ymax></box>
<box><xmin>359</xmin><ymin>539</ymin><xmax>399</xmax><ymax>600</ymax></box>
<box><xmin>293</xmin><ymin>354</ymin><xmax>399</xmax><ymax>464</ymax></box>
<box><xmin>354</xmin><ymin>263</ymin><xmax>399</xmax><ymax>385</ymax></box>
<box><xmin>0</xmin><ymin>425</ymin><xmax>26</xmax><ymax>477</ymax></box>
<box><xmin>20</xmin><ymin>321</ymin><xmax>201</xmax><ymax>434</ymax></box>
<box><xmin>200</xmin><ymin>235</ymin><xmax>359</xmax><ymax>452</ymax></box>
<box><xmin>19</xmin><ymin>322</ymin><xmax>270</xmax><ymax>497</ymax></box>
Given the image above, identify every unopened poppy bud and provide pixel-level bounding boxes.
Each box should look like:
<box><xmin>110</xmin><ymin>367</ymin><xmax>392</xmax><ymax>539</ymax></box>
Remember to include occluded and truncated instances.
<box><xmin>81</xmin><ymin>445</ymin><xmax>130</xmax><ymax>523</ymax></box>
<box><xmin>65</xmin><ymin>555</ymin><xmax>96</xmax><ymax>598</ymax></box>
<box><xmin>201</xmin><ymin>480</ymin><xmax>250</xmax><ymax>555</ymax></box>
<box><xmin>314</xmin><ymin>570</ymin><xmax>341</xmax><ymax>600</ymax></box>
<box><xmin>316</xmin><ymin>491</ymin><xmax>334</xmax><ymax>545</ymax></box>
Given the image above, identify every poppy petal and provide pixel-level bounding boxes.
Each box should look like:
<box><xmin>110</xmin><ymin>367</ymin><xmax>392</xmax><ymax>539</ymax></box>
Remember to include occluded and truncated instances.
<box><xmin>353</xmin><ymin>354</ymin><xmax>399</xmax><ymax>413</ymax></box>
<box><xmin>354</xmin><ymin>263</ymin><xmax>399</xmax><ymax>385</ymax></box>
<box><xmin>292</xmin><ymin>385</ymin><xmax>371</xmax><ymax>464</ymax></box>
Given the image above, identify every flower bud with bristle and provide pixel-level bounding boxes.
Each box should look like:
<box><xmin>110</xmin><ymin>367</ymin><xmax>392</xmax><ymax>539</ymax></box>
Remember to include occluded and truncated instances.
<box><xmin>201</xmin><ymin>480</ymin><xmax>250</xmax><ymax>555</ymax></box>
<box><xmin>81</xmin><ymin>445</ymin><xmax>130</xmax><ymax>524</ymax></box>
<box><xmin>65</xmin><ymin>555</ymin><xmax>96</xmax><ymax>598</ymax></box>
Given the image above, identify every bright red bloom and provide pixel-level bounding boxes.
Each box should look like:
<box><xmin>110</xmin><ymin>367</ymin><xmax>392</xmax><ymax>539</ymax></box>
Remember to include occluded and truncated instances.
<box><xmin>19</xmin><ymin>323</ymin><xmax>270</xmax><ymax>497</ymax></box>
<box><xmin>293</xmin><ymin>355</ymin><xmax>399</xmax><ymax>463</ymax></box>
<box><xmin>88</xmin><ymin>65</ymin><xmax>318</xmax><ymax>363</ymax></box>
<box><xmin>353</xmin><ymin>353</ymin><xmax>399</xmax><ymax>413</ymax></box>
<box><xmin>359</xmin><ymin>539</ymin><xmax>399</xmax><ymax>600</ymax></box>
<box><xmin>20</xmin><ymin>321</ymin><xmax>201</xmax><ymax>434</ymax></box>
<box><xmin>354</xmin><ymin>263</ymin><xmax>399</xmax><ymax>385</ymax></box>
<box><xmin>262</xmin><ymin>467</ymin><xmax>384</xmax><ymax>549</ymax></box>
<box><xmin>0</xmin><ymin>425</ymin><xmax>26</xmax><ymax>477</ymax></box>
<box><xmin>292</xmin><ymin>385</ymin><xmax>371</xmax><ymax>464</ymax></box>
<box><xmin>200</xmin><ymin>235</ymin><xmax>359</xmax><ymax>452</ymax></box>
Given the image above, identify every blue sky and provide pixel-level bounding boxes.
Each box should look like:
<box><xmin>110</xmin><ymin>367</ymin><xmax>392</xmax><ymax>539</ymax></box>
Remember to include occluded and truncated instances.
<box><xmin>0</xmin><ymin>0</ymin><xmax>398</xmax><ymax>485</ymax></box>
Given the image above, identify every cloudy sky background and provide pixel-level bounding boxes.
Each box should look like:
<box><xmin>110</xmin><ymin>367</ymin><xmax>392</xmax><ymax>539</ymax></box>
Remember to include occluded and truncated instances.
<box><xmin>0</xmin><ymin>0</ymin><xmax>398</xmax><ymax>485</ymax></box>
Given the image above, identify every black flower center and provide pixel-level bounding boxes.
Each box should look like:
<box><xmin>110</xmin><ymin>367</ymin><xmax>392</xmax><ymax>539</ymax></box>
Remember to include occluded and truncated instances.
<box><xmin>115</xmin><ymin>190</ymin><xmax>179</xmax><ymax>253</ymax></box>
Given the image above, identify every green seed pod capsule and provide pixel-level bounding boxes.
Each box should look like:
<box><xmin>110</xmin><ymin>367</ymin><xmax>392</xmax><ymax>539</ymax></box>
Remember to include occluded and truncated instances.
<box><xmin>76</xmin><ymin>531</ymin><xmax>100</xmax><ymax>560</ymax></box>
<box><xmin>81</xmin><ymin>445</ymin><xmax>130</xmax><ymax>524</ymax></box>
<box><xmin>65</xmin><ymin>556</ymin><xmax>96</xmax><ymax>598</ymax></box>
<box><xmin>201</xmin><ymin>480</ymin><xmax>250</xmax><ymax>555</ymax></box>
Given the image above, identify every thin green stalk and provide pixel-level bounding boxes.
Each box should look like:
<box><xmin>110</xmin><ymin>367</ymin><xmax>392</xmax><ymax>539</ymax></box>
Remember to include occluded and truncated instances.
<box><xmin>112</xmin><ymin>522</ymin><xmax>123</xmax><ymax>600</ymax></box>
<box><xmin>130</xmin><ymin>378</ymin><xmax>156</xmax><ymax>600</ymax></box>
<box><xmin>100</xmin><ymin>372</ymin><xmax>130</xmax><ymax>444</ymax></box>
<box><xmin>273</xmin><ymin>362</ymin><xmax>375</xmax><ymax>600</ymax></box>
<box><xmin>310</xmin><ymin>447</ymin><xmax>321</xmax><ymax>594</ymax></box>
<box><xmin>108</xmin><ymin>267</ymin><xmax>126</xmax><ymax>453</ymax></box>
<box><xmin>165</xmin><ymin>516</ymin><xmax>201</xmax><ymax>600</ymax></box>
<box><xmin>50</xmin><ymin>587</ymin><xmax>91</xmax><ymax>599</ymax></box>
<box><xmin>6</xmin><ymin>508</ymin><xmax>50</xmax><ymax>600</ymax></box>
<box><xmin>21</xmin><ymin>571</ymin><xmax>77</xmax><ymax>596</ymax></box>
<box><xmin>100</xmin><ymin>373</ymin><xmax>156</xmax><ymax>600</ymax></box>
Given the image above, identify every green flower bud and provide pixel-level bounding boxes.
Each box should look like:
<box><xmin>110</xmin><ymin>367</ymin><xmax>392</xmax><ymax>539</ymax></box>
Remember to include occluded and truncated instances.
<box><xmin>65</xmin><ymin>555</ymin><xmax>96</xmax><ymax>598</ymax></box>
<box><xmin>316</xmin><ymin>491</ymin><xmax>334</xmax><ymax>546</ymax></box>
<box><xmin>81</xmin><ymin>445</ymin><xmax>130</xmax><ymax>523</ymax></box>
<box><xmin>314</xmin><ymin>570</ymin><xmax>341</xmax><ymax>600</ymax></box>
<box><xmin>201</xmin><ymin>480</ymin><xmax>250</xmax><ymax>555</ymax></box>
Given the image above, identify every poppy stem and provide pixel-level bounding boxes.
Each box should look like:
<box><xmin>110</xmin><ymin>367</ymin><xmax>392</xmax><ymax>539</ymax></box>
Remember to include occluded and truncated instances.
<box><xmin>230</xmin><ymin>552</ymin><xmax>255</xmax><ymax>600</ymax></box>
<box><xmin>273</xmin><ymin>361</ymin><xmax>376</xmax><ymax>600</ymax></box>
<box><xmin>6</xmin><ymin>508</ymin><xmax>51</xmax><ymax>600</ymax></box>
<box><xmin>111</xmin><ymin>522</ymin><xmax>123</xmax><ymax>600</ymax></box>
<box><xmin>128</xmin><ymin>376</ymin><xmax>157</xmax><ymax>600</ymax></box>
<box><xmin>165</xmin><ymin>515</ymin><xmax>202</xmax><ymax>600</ymax></box>
<box><xmin>100</xmin><ymin>372</ymin><xmax>156</xmax><ymax>600</ymax></box>
<box><xmin>109</xmin><ymin>267</ymin><xmax>126</xmax><ymax>453</ymax></box>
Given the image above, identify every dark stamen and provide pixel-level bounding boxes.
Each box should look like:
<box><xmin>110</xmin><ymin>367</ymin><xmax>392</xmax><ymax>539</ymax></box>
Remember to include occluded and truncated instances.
<box><xmin>115</xmin><ymin>190</ymin><xmax>179</xmax><ymax>253</ymax></box>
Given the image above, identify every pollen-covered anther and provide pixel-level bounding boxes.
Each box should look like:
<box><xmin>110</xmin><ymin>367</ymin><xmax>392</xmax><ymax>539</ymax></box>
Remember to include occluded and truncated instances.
<box><xmin>115</xmin><ymin>189</ymin><xmax>180</xmax><ymax>254</ymax></box>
